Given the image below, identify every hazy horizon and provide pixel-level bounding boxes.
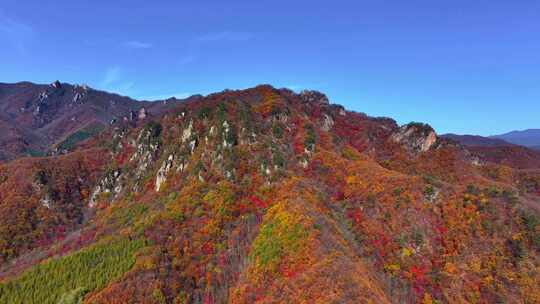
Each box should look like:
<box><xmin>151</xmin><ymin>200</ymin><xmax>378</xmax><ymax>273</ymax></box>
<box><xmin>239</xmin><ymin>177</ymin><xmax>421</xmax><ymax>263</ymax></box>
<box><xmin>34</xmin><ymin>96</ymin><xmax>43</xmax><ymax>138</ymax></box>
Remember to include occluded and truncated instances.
<box><xmin>1</xmin><ymin>1</ymin><xmax>539</xmax><ymax>136</ymax></box>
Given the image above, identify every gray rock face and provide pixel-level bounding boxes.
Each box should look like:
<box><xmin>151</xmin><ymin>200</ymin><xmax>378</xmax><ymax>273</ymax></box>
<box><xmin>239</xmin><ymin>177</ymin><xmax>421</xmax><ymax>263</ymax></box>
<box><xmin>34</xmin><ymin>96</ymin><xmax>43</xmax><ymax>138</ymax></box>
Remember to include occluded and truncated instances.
<box><xmin>51</xmin><ymin>80</ymin><xmax>62</xmax><ymax>89</ymax></box>
<box><xmin>39</xmin><ymin>91</ymin><xmax>49</xmax><ymax>102</ymax></box>
<box><xmin>138</xmin><ymin>107</ymin><xmax>148</xmax><ymax>120</ymax></box>
<box><xmin>181</xmin><ymin>120</ymin><xmax>194</xmax><ymax>143</ymax></box>
<box><xmin>391</xmin><ymin>123</ymin><xmax>438</xmax><ymax>153</ymax></box>
<box><xmin>221</xmin><ymin>120</ymin><xmax>235</xmax><ymax>149</ymax></box>
<box><xmin>73</xmin><ymin>92</ymin><xmax>83</xmax><ymax>103</ymax></box>
<box><xmin>321</xmin><ymin>114</ymin><xmax>334</xmax><ymax>132</ymax></box>
<box><xmin>155</xmin><ymin>154</ymin><xmax>174</xmax><ymax>191</ymax></box>
<box><xmin>89</xmin><ymin>168</ymin><xmax>123</xmax><ymax>207</ymax></box>
<box><xmin>40</xmin><ymin>194</ymin><xmax>52</xmax><ymax>208</ymax></box>
<box><xmin>32</xmin><ymin>175</ymin><xmax>54</xmax><ymax>208</ymax></box>
<box><xmin>299</xmin><ymin>90</ymin><xmax>329</xmax><ymax>104</ymax></box>
<box><xmin>130</xmin><ymin>125</ymin><xmax>162</xmax><ymax>187</ymax></box>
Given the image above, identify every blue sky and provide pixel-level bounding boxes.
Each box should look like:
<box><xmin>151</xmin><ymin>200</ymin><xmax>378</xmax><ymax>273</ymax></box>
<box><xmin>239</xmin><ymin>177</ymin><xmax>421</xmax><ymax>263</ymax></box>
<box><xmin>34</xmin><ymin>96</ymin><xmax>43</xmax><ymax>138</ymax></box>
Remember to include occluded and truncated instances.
<box><xmin>1</xmin><ymin>1</ymin><xmax>539</xmax><ymax>136</ymax></box>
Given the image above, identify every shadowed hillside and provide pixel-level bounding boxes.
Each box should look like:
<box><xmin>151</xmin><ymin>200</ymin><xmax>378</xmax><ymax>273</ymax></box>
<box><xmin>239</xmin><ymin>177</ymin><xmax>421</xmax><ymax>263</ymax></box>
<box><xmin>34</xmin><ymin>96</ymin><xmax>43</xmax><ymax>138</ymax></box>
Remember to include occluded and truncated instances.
<box><xmin>0</xmin><ymin>81</ymin><xmax>183</xmax><ymax>161</ymax></box>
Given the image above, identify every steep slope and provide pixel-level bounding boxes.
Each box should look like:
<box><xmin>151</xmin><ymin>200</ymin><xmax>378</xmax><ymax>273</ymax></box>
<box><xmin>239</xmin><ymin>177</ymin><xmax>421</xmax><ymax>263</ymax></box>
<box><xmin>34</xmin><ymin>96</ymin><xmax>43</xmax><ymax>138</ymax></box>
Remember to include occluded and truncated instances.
<box><xmin>0</xmin><ymin>81</ymin><xmax>181</xmax><ymax>161</ymax></box>
<box><xmin>0</xmin><ymin>85</ymin><xmax>539</xmax><ymax>303</ymax></box>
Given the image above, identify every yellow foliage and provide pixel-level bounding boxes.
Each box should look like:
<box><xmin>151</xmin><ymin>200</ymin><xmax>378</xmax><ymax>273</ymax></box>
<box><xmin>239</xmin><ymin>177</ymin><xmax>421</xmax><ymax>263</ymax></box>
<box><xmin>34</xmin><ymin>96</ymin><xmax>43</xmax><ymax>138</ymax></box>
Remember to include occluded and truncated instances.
<box><xmin>249</xmin><ymin>199</ymin><xmax>314</xmax><ymax>276</ymax></box>
<box><xmin>482</xmin><ymin>275</ymin><xmax>494</xmax><ymax>286</ymax></box>
<box><xmin>401</xmin><ymin>247</ymin><xmax>413</xmax><ymax>257</ymax></box>
<box><xmin>134</xmin><ymin>254</ymin><xmax>155</xmax><ymax>270</ymax></box>
<box><xmin>384</xmin><ymin>263</ymin><xmax>400</xmax><ymax>274</ymax></box>
<box><xmin>511</xmin><ymin>233</ymin><xmax>523</xmax><ymax>241</ymax></box>
<box><xmin>422</xmin><ymin>293</ymin><xmax>434</xmax><ymax>304</ymax></box>
<box><xmin>468</xmin><ymin>257</ymin><xmax>482</xmax><ymax>273</ymax></box>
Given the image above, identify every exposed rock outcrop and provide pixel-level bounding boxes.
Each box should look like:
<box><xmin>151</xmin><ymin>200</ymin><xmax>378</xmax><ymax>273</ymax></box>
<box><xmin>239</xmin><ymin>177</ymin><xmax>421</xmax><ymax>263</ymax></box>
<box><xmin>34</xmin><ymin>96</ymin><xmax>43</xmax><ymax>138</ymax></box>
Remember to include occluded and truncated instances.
<box><xmin>321</xmin><ymin>114</ymin><xmax>334</xmax><ymax>132</ymax></box>
<box><xmin>299</xmin><ymin>90</ymin><xmax>329</xmax><ymax>104</ymax></box>
<box><xmin>89</xmin><ymin>168</ymin><xmax>123</xmax><ymax>207</ymax></box>
<box><xmin>51</xmin><ymin>80</ymin><xmax>62</xmax><ymax>89</ymax></box>
<box><xmin>391</xmin><ymin>122</ymin><xmax>438</xmax><ymax>153</ymax></box>
<box><xmin>155</xmin><ymin>154</ymin><xmax>174</xmax><ymax>191</ymax></box>
<box><xmin>130</xmin><ymin>122</ymin><xmax>162</xmax><ymax>189</ymax></box>
<box><xmin>138</xmin><ymin>107</ymin><xmax>148</xmax><ymax>120</ymax></box>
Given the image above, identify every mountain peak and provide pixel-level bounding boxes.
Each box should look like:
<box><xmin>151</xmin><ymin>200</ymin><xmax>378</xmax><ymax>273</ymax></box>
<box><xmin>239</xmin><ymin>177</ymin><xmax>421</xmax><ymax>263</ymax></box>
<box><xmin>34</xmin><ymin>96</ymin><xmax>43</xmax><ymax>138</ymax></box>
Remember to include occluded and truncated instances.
<box><xmin>50</xmin><ymin>80</ymin><xmax>62</xmax><ymax>89</ymax></box>
<box><xmin>491</xmin><ymin>129</ymin><xmax>540</xmax><ymax>148</ymax></box>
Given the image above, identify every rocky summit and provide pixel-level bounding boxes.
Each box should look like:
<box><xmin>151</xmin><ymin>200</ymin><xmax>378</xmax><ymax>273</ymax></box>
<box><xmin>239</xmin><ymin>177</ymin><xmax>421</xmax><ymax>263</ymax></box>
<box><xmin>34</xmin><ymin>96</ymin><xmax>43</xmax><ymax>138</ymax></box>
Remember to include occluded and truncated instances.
<box><xmin>0</xmin><ymin>81</ymin><xmax>181</xmax><ymax>161</ymax></box>
<box><xmin>0</xmin><ymin>84</ymin><xmax>539</xmax><ymax>303</ymax></box>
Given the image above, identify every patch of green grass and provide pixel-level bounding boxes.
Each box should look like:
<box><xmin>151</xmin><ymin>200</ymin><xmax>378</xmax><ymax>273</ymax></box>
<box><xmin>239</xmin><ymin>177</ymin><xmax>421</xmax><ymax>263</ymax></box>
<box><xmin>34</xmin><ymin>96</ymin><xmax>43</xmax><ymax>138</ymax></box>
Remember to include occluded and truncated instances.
<box><xmin>57</xmin><ymin>124</ymin><xmax>105</xmax><ymax>151</ymax></box>
<box><xmin>0</xmin><ymin>238</ymin><xmax>145</xmax><ymax>304</ymax></box>
<box><xmin>108</xmin><ymin>203</ymin><xmax>149</xmax><ymax>227</ymax></box>
<box><xmin>250</xmin><ymin>207</ymin><xmax>309</xmax><ymax>274</ymax></box>
<box><xmin>23</xmin><ymin>148</ymin><xmax>46</xmax><ymax>157</ymax></box>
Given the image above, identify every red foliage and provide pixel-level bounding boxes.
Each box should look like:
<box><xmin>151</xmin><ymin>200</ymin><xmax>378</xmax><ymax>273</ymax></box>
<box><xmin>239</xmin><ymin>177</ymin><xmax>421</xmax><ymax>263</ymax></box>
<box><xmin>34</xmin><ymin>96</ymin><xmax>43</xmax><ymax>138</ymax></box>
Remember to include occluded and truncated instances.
<box><xmin>203</xmin><ymin>294</ymin><xmax>215</xmax><ymax>304</ymax></box>
<box><xmin>248</xmin><ymin>195</ymin><xmax>269</xmax><ymax>209</ymax></box>
<box><xmin>115</xmin><ymin>144</ymin><xmax>134</xmax><ymax>166</ymax></box>
<box><xmin>201</xmin><ymin>242</ymin><xmax>214</xmax><ymax>255</ymax></box>
<box><xmin>346</xmin><ymin>208</ymin><xmax>363</xmax><ymax>225</ymax></box>
<box><xmin>409</xmin><ymin>265</ymin><xmax>428</xmax><ymax>295</ymax></box>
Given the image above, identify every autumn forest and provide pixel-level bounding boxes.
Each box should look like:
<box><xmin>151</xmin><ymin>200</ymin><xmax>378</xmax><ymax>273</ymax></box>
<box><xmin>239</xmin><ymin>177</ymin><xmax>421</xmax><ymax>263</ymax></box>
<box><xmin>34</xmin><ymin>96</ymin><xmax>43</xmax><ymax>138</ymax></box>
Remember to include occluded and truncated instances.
<box><xmin>0</xmin><ymin>84</ymin><xmax>539</xmax><ymax>304</ymax></box>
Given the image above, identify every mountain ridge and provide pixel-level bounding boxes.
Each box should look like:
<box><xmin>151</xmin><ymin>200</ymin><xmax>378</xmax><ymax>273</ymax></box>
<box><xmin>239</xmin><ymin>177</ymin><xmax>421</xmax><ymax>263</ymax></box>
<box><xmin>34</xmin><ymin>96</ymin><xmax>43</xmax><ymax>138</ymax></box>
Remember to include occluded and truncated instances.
<box><xmin>441</xmin><ymin>133</ymin><xmax>513</xmax><ymax>147</ymax></box>
<box><xmin>490</xmin><ymin>129</ymin><xmax>540</xmax><ymax>148</ymax></box>
<box><xmin>440</xmin><ymin>133</ymin><xmax>540</xmax><ymax>169</ymax></box>
<box><xmin>0</xmin><ymin>84</ymin><xmax>538</xmax><ymax>303</ymax></box>
<box><xmin>0</xmin><ymin>81</ymin><xmax>184</xmax><ymax>161</ymax></box>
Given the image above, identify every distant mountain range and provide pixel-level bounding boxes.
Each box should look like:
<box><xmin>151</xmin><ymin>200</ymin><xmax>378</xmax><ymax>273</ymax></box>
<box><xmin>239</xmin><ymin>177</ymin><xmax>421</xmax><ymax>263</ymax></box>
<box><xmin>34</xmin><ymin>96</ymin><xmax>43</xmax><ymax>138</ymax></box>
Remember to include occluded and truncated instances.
<box><xmin>441</xmin><ymin>134</ymin><xmax>511</xmax><ymax>147</ymax></box>
<box><xmin>443</xmin><ymin>129</ymin><xmax>540</xmax><ymax>151</ymax></box>
<box><xmin>441</xmin><ymin>133</ymin><xmax>540</xmax><ymax>169</ymax></box>
<box><xmin>491</xmin><ymin>129</ymin><xmax>540</xmax><ymax>150</ymax></box>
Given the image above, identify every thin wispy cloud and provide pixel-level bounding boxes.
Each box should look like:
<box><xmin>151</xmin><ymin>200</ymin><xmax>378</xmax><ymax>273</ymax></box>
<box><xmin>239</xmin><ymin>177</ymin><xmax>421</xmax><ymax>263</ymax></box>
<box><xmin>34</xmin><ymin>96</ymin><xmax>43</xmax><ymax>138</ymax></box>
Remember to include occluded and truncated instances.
<box><xmin>0</xmin><ymin>11</ymin><xmax>34</xmax><ymax>53</ymax></box>
<box><xmin>110</xmin><ymin>82</ymin><xmax>135</xmax><ymax>96</ymax></box>
<box><xmin>0</xmin><ymin>12</ymin><xmax>32</xmax><ymax>35</ymax></box>
<box><xmin>285</xmin><ymin>85</ymin><xmax>303</xmax><ymax>92</ymax></box>
<box><xmin>197</xmin><ymin>31</ymin><xmax>253</xmax><ymax>42</ymax></box>
<box><xmin>120</xmin><ymin>82</ymin><xmax>136</xmax><ymax>92</ymax></box>
<box><xmin>285</xmin><ymin>82</ymin><xmax>328</xmax><ymax>92</ymax></box>
<box><xmin>102</xmin><ymin>66</ymin><xmax>122</xmax><ymax>86</ymax></box>
<box><xmin>100</xmin><ymin>66</ymin><xmax>135</xmax><ymax>96</ymax></box>
<box><xmin>137</xmin><ymin>92</ymin><xmax>192</xmax><ymax>101</ymax></box>
<box><xmin>124</xmin><ymin>40</ymin><xmax>153</xmax><ymax>49</ymax></box>
<box><xmin>178</xmin><ymin>55</ymin><xmax>196</xmax><ymax>66</ymax></box>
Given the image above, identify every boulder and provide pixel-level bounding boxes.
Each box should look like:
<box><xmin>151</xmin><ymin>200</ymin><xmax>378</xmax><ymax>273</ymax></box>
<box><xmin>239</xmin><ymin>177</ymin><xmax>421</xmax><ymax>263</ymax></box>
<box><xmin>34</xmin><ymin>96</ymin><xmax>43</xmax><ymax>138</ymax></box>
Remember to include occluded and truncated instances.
<box><xmin>391</xmin><ymin>123</ymin><xmax>438</xmax><ymax>153</ymax></box>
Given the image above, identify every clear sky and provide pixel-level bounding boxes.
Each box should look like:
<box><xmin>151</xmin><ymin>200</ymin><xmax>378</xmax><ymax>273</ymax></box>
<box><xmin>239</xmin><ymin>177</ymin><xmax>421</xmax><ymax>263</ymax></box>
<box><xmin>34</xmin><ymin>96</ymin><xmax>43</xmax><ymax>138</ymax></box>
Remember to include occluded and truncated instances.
<box><xmin>1</xmin><ymin>1</ymin><xmax>539</xmax><ymax>136</ymax></box>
